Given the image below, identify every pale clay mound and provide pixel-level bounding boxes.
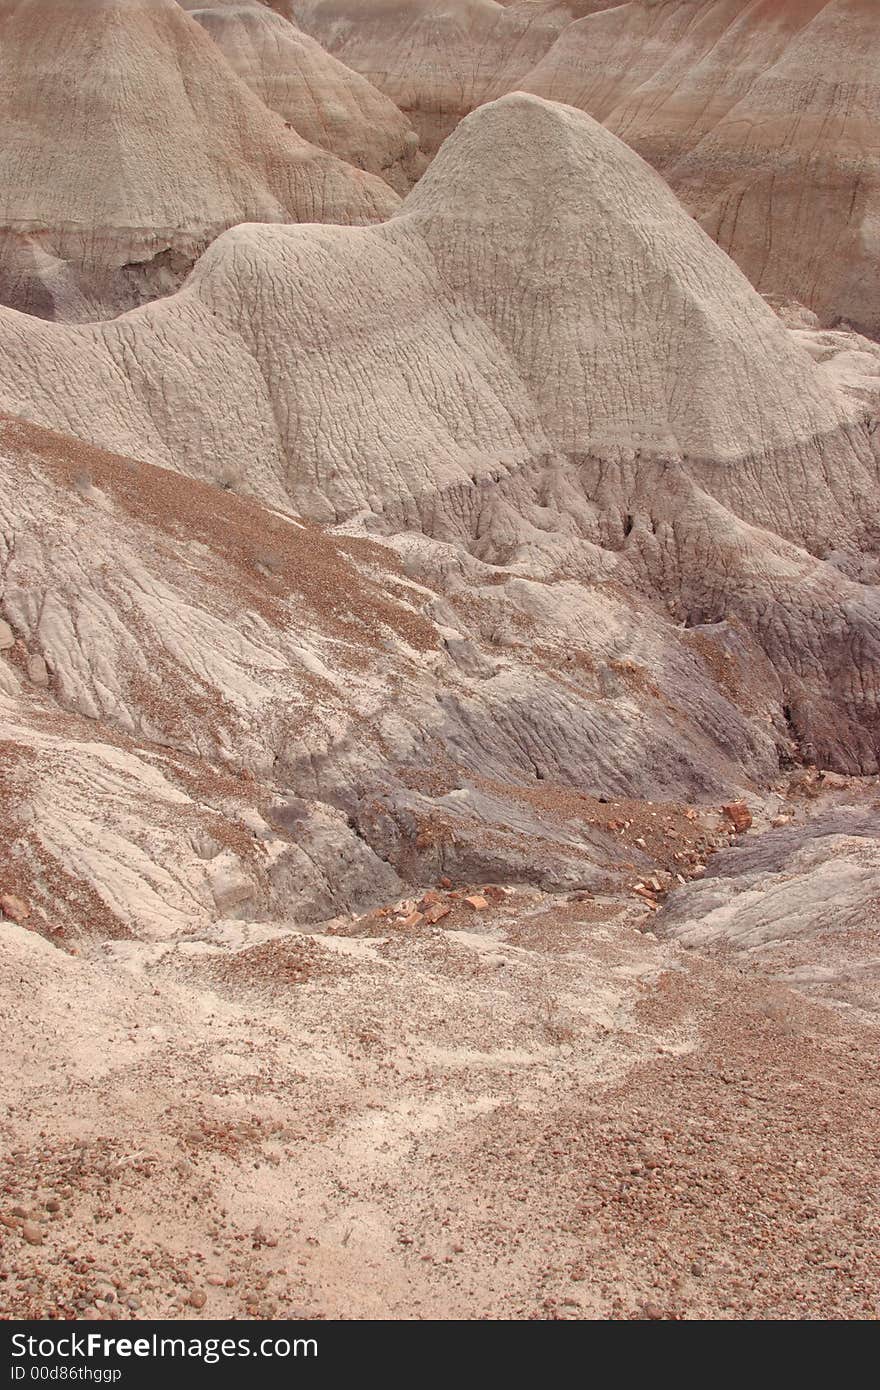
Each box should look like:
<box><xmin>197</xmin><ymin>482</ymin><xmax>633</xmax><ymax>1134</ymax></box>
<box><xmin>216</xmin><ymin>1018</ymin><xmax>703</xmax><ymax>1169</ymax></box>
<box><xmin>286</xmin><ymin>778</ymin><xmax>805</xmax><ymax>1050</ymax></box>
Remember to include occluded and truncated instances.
<box><xmin>180</xmin><ymin>1</ymin><xmax>425</xmax><ymax>193</ymax></box>
<box><xmin>518</xmin><ymin>0</ymin><xmax>880</xmax><ymax>338</ymax></box>
<box><xmin>0</xmin><ymin>0</ymin><xmax>398</xmax><ymax>322</ymax></box>
<box><xmin>295</xmin><ymin>0</ymin><xmax>880</xmax><ymax>337</ymax></box>
<box><xmin>1</xmin><ymin>95</ymin><xmax>879</xmax><ymax>773</ymax></box>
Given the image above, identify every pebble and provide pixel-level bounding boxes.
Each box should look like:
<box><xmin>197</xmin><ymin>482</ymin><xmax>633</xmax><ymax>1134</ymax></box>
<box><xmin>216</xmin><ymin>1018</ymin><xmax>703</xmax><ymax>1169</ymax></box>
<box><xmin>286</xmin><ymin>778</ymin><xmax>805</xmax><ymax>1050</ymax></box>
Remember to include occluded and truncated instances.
<box><xmin>0</xmin><ymin>896</ymin><xmax>30</xmax><ymax>924</ymax></box>
<box><xmin>189</xmin><ymin>1289</ymin><xmax>207</xmax><ymax>1309</ymax></box>
<box><xmin>26</xmin><ymin>654</ymin><xmax>49</xmax><ymax>687</ymax></box>
<box><xmin>21</xmin><ymin>1222</ymin><xmax>44</xmax><ymax>1246</ymax></box>
<box><xmin>424</xmin><ymin>903</ymin><xmax>451</xmax><ymax>924</ymax></box>
<box><xmin>722</xmin><ymin>802</ymin><xmax>753</xmax><ymax>833</ymax></box>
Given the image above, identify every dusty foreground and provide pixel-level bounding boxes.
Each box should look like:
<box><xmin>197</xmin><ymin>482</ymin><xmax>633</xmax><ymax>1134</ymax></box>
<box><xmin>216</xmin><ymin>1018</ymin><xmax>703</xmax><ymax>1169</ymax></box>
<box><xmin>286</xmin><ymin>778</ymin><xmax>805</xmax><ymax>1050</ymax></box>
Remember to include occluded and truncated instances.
<box><xmin>1</xmin><ymin>787</ymin><xmax>879</xmax><ymax>1322</ymax></box>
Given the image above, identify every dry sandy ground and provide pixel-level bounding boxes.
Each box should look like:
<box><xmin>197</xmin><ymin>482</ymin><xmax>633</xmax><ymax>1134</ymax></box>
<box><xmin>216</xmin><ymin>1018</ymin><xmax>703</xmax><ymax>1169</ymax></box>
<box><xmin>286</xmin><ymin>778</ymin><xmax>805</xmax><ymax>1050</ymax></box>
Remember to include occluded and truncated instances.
<box><xmin>1</xmin><ymin>786</ymin><xmax>878</xmax><ymax>1321</ymax></box>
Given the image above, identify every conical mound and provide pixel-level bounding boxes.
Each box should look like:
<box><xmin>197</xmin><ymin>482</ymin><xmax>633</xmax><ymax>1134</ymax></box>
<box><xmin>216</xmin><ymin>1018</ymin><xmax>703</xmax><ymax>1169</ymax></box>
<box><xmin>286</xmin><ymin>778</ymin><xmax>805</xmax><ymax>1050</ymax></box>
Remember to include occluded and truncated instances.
<box><xmin>183</xmin><ymin>1</ymin><xmax>423</xmax><ymax>192</ymax></box>
<box><xmin>519</xmin><ymin>0</ymin><xmax>880</xmax><ymax>336</ymax></box>
<box><xmin>0</xmin><ymin>0</ymin><xmax>399</xmax><ymax>321</ymax></box>
<box><xmin>400</xmin><ymin>93</ymin><xmax>847</xmax><ymax>464</ymax></box>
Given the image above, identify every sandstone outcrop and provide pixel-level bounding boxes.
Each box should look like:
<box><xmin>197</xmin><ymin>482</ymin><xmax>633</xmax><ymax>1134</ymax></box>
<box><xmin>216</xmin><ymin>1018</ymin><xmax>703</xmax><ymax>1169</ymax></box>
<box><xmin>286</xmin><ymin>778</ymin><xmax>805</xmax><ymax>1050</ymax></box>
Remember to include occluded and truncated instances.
<box><xmin>2</xmin><ymin>16</ymin><xmax>880</xmax><ymax>1324</ymax></box>
<box><xmin>0</xmin><ymin>411</ymin><xmax>788</xmax><ymax>935</ymax></box>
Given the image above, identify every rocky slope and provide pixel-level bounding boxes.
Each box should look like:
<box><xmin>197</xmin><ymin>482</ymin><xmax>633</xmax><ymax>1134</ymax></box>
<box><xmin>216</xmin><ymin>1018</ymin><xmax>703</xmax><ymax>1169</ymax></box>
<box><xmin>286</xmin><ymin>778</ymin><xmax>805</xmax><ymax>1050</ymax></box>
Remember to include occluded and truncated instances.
<box><xmin>0</xmin><ymin>0</ymin><xmax>397</xmax><ymax>321</ymax></box>
<box><xmin>2</xmin><ymin>775</ymin><xmax>879</xmax><ymax>1320</ymax></box>
<box><xmin>0</xmin><ymin>412</ymin><xmax>789</xmax><ymax>937</ymax></box>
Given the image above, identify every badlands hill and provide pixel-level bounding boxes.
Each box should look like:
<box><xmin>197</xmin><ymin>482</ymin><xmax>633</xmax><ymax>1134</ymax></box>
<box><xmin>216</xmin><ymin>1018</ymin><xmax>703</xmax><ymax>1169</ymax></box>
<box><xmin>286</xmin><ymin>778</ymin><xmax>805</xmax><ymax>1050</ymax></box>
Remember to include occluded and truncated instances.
<box><xmin>181</xmin><ymin>1</ymin><xmax>423</xmax><ymax>191</ymax></box>
<box><xmin>0</xmin><ymin>93</ymin><xmax>878</xmax><ymax>788</ymax></box>
<box><xmin>288</xmin><ymin>0</ymin><xmax>578</xmax><ymax>152</ymax></box>
<box><xmin>295</xmin><ymin>0</ymin><xmax>880</xmax><ymax>336</ymax></box>
<box><xmin>0</xmin><ymin>0</ymin><xmax>398</xmax><ymax>321</ymax></box>
<box><xmin>519</xmin><ymin>0</ymin><xmax>880</xmax><ymax>337</ymax></box>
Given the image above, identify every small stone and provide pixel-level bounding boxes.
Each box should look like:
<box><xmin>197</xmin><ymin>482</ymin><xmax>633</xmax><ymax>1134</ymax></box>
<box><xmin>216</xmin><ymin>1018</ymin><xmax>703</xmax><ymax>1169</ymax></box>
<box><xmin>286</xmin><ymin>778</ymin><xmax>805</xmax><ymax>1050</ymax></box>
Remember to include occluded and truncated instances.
<box><xmin>423</xmin><ymin>903</ymin><xmax>451</xmax><ymax>924</ymax></box>
<box><xmin>26</xmin><ymin>654</ymin><xmax>49</xmax><ymax>687</ymax></box>
<box><xmin>45</xmin><ymin>1199</ymin><xmax>61</xmax><ymax>1213</ymax></box>
<box><xmin>21</xmin><ymin>1222</ymin><xmax>44</xmax><ymax>1245</ymax></box>
<box><xmin>722</xmin><ymin>802</ymin><xmax>752</xmax><ymax>832</ymax></box>
<box><xmin>399</xmin><ymin>911</ymin><xmax>424</xmax><ymax>929</ymax></box>
<box><xmin>482</xmin><ymin>885</ymin><xmax>507</xmax><ymax>903</ymax></box>
<box><xmin>207</xmin><ymin>859</ymin><xmax>254</xmax><ymax>915</ymax></box>
<box><xmin>0</xmin><ymin>894</ymin><xmax>30</xmax><ymax>923</ymax></box>
<box><xmin>462</xmin><ymin>895</ymin><xmax>488</xmax><ymax>911</ymax></box>
<box><xmin>188</xmin><ymin>1289</ymin><xmax>207</xmax><ymax>1309</ymax></box>
<box><xmin>206</xmin><ymin>1275</ymin><xmax>225</xmax><ymax>1287</ymax></box>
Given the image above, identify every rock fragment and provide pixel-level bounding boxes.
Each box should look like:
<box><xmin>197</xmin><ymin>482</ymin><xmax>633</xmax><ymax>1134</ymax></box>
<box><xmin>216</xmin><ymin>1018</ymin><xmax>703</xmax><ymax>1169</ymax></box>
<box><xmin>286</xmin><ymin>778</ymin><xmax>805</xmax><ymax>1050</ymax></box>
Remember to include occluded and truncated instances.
<box><xmin>0</xmin><ymin>894</ymin><xmax>30</xmax><ymax>922</ymax></box>
<box><xmin>722</xmin><ymin>803</ymin><xmax>753</xmax><ymax>833</ymax></box>
<box><xmin>26</xmin><ymin>654</ymin><xmax>48</xmax><ymax>686</ymax></box>
<box><xmin>424</xmin><ymin>904</ymin><xmax>451</xmax><ymax>924</ymax></box>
